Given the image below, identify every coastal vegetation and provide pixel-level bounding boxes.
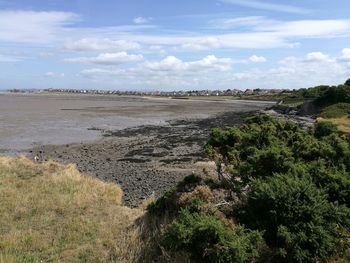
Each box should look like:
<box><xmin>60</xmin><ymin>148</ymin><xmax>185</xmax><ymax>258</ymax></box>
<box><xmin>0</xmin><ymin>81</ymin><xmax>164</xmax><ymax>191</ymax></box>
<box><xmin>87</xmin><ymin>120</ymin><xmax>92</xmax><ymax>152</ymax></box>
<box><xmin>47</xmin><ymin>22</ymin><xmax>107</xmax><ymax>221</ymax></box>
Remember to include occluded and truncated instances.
<box><xmin>147</xmin><ymin>114</ymin><xmax>350</xmax><ymax>263</ymax></box>
<box><xmin>310</xmin><ymin>80</ymin><xmax>350</xmax><ymax>132</ymax></box>
<box><xmin>283</xmin><ymin>79</ymin><xmax>350</xmax><ymax>133</ymax></box>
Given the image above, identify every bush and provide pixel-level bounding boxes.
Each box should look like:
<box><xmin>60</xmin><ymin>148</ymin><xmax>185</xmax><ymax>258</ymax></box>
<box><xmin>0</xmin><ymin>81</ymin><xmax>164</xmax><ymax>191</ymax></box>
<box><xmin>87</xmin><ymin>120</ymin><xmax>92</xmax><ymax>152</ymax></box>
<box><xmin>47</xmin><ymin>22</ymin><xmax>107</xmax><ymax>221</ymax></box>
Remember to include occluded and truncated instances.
<box><xmin>305</xmin><ymin>161</ymin><xmax>350</xmax><ymax>206</ymax></box>
<box><xmin>153</xmin><ymin>114</ymin><xmax>350</xmax><ymax>263</ymax></box>
<box><xmin>177</xmin><ymin>174</ymin><xmax>203</xmax><ymax>190</ymax></box>
<box><xmin>315</xmin><ymin>85</ymin><xmax>350</xmax><ymax>107</ymax></box>
<box><xmin>207</xmin><ymin>114</ymin><xmax>350</xmax><ymax>185</ymax></box>
<box><xmin>241</xmin><ymin>144</ymin><xmax>293</xmax><ymax>181</ymax></box>
<box><xmin>293</xmin><ymin>85</ymin><xmax>330</xmax><ymax>99</ymax></box>
<box><xmin>162</xmin><ymin>209</ymin><xmax>264</xmax><ymax>263</ymax></box>
<box><xmin>314</xmin><ymin>122</ymin><xmax>338</xmax><ymax>137</ymax></box>
<box><xmin>147</xmin><ymin>189</ymin><xmax>177</xmax><ymax>216</ymax></box>
<box><xmin>319</xmin><ymin>103</ymin><xmax>350</xmax><ymax>118</ymax></box>
<box><xmin>147</xmin><ymin>174</ymin><xmax>204</xmax><ymax>216</ymax></box>
<box><xmin>240</xmin><ymin>174</ymin><xmax>350</xmax><ymax>263</ymax></box>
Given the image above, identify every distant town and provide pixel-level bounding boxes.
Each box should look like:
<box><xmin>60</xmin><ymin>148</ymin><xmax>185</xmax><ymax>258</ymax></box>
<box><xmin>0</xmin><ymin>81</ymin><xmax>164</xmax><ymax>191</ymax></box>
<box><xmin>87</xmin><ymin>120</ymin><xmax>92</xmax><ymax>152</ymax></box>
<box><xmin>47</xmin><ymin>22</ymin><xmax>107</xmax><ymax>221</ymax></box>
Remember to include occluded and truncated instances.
<box><xmin>6</xmin><ymin>88</ymin><xmax>291</xmax><ymax>97</ymax></box>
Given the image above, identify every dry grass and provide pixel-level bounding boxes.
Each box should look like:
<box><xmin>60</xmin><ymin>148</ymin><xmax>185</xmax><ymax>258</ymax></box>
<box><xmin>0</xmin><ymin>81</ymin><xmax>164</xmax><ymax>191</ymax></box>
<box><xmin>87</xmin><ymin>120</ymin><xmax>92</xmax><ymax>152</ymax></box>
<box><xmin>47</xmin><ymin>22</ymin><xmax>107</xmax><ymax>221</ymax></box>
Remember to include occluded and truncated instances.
<box><xmin>317</xmin><ymin>117</ymin><xmax>350</xmax><ymax>133</ymax></box>
<box><xmin>0</xmin><ymin>156</ymin><xmax>145</xmax><ymax>263</ymax></box>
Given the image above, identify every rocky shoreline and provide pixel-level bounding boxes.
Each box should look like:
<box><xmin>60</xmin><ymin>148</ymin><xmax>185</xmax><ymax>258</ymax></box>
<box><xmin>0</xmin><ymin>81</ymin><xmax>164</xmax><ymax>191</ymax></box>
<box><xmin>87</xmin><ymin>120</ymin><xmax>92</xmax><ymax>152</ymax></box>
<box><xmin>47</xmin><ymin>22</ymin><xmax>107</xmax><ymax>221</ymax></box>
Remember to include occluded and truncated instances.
<box><xmin>31</xmin><ymin>111</ymin><xmax>257</xmax><ymax>207</ymax></box>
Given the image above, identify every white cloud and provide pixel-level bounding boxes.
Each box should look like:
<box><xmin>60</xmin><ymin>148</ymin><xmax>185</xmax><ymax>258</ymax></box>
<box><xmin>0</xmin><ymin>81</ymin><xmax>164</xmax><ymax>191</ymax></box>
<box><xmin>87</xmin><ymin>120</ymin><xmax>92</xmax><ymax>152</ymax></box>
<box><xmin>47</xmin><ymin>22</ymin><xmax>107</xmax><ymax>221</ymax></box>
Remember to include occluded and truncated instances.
<box><xmin>0</xmin><ymin>10</ymin><xmax>77</xmax><ymax>43</ymax></box>
<box><xmin>2</xmin><ymin>9</ymin><xmax>350</xmax><ymax>91</ymax></box>
<box><xmin>144</xmin><ymin>56</ymin><xmax>185</xmax><ymax>71</ymax></box>
<box><xmin>231</xmin><ymin>50</ymin><xmax>350</xmax><ymax>89</ymax></box>
<box><xmin>64</xmin><ymin>38</ymin><xmax>141</xmax><ymax>52</ymax></box>
<box><xmin>45</xmin><ymin>72</ymin><xmax>55</xmax><ymax>77</ymax></box>
<box><xmin>0</xmin><ymin>54</ymin><xmax>22</xmax><ymax>62</ymax></box>
<box><xmin>81</xmin><ymin>68</ymin><xmax>125</xmax><ymax>77</ymax></box>
<box><xmin>1</xmin><ymin>10</ymin><xmax>350</xmax><ymax>53</ymax></box>
<box><xmin>77</xmin><ymin>49</ymin><xmax>350</xmax><ymax>90</ymax></box>
<box><xmin>39</xmin><ymin>52</ymin><xmax>55</xmax><ymax>58</ymax></box>
<box><xmin>143</xmin><ymin>55</ymin><xmax>233</xmax><ymax>72</ymax></box>
<box><xmin>219</xmin><ymin>0</ymin><xmax>309</xmax><ymax>14</ymax></box>
<box><xmin>147</xmin><ymin>45</ymin><xmax>167</xmax><ymax>55</ymax></box>
<box><xmin>257</xmin><ymin>20</ymin><xmax>350</xmax><ymax>38</ymax></box>
<box><xmin>79</xmin><ymin>55</ymin><xmax>235</xmax><ymax>89</ymax></box>
<box><xmin>215</xmin><ymin>16</ymin><xmax>277</xmax><ymax>29</ymax></box>
<box><xmin>223</xmin><ymin>16</ymin><xmax>266</xmax><ymax>27</ymax></box>
<box><xmin>305</xmin><ymin>52</ymin><xmax>331</xmax><ymax>62</ymax></box>
<box><xmin>64</xmin><ymin>52</ymin><xmax>143</xmax><ymax>65</ymax></box>
<box><xmin>133</xmin><ymin>16</ymin><xmax>152</xmax><ymax>24</ymax></box>
<box><xmin>45</xmin><ymin>72</ymin><xmax>65</xmax><ymax>78</ymax></box>
<box><xmin>159</xmin><ymin>19</ymin><xmax>350</xmax><ymax>51</ymax></box>
<box><xmin>248</xmin><ymin>55</ymin><xmax>267</xmax><ymax>63</ymax></box>
<box><xmin>178</xmin><ymin>37</ymin><xmax>222</xmax><ymax>52</ymax></box>
<box><xmin>339</xmin><ymin>48</ymin><xmax>350</xmax><ymax>62</ymax></box>
<box><xmin>179</xmin><ymin>43</ymin><xmax>209</xmax><ymax>52</ymax></box>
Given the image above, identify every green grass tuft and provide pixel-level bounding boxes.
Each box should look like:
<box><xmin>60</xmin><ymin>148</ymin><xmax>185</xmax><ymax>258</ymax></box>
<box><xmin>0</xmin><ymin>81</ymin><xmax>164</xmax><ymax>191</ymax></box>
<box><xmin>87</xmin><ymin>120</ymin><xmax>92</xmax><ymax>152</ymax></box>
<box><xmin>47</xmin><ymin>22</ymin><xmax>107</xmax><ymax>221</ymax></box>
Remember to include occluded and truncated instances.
<box><xmin>320</xmin><ymin>103</ymin><xmax>350</xmax><ymax>118</ymax></box>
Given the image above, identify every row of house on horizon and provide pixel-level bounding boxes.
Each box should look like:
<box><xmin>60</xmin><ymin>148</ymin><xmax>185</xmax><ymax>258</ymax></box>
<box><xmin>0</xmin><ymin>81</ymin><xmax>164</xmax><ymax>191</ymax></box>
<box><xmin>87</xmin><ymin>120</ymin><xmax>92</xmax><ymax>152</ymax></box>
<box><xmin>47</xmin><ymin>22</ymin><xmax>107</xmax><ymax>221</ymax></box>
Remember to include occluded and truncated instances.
<box><xmin>7</xmin><ymin>88</ymin><xmax>291</xmax><ymax>96</ymax></box>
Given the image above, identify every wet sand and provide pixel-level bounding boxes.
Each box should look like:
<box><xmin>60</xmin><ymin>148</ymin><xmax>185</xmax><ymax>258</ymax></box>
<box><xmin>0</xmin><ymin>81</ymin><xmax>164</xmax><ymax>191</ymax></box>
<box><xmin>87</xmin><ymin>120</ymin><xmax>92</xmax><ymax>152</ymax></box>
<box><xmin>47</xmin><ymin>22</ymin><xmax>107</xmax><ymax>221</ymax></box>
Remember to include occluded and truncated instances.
<box><xmin>0</xmin><ymin>93</ymin><xmax>274</xmax><ymax>206</ymax></box>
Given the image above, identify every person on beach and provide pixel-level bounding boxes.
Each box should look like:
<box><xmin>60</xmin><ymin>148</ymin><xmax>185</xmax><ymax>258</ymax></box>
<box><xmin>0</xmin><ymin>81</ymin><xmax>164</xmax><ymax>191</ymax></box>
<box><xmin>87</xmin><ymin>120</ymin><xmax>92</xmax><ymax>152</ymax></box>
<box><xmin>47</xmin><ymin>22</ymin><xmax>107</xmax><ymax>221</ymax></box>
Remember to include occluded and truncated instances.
<box><xmin>39</xmin><ymin>150</ymin><xmax>44</xmax><ymax>162</ymax></box>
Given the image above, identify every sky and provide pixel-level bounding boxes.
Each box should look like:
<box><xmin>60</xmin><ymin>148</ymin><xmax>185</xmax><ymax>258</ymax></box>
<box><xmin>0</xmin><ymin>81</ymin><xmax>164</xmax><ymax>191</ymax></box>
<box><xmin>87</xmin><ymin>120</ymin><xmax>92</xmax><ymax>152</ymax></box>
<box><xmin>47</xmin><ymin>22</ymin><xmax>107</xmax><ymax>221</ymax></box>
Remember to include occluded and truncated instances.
<box><xmin>1</xmin><ymin>0</ymin><xmax>350</xmax><ymax>91</ymax></box>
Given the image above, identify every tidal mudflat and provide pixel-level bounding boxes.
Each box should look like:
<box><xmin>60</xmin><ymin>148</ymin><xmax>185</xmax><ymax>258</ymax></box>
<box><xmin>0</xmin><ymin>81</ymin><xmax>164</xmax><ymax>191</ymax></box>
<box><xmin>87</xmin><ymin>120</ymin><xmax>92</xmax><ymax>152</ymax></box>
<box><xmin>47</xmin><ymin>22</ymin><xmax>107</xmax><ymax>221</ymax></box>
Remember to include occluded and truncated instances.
<box><xmin>0</xmin><ymin>93</ymin><xmax>274</xmax><ymax>206</ymax></box>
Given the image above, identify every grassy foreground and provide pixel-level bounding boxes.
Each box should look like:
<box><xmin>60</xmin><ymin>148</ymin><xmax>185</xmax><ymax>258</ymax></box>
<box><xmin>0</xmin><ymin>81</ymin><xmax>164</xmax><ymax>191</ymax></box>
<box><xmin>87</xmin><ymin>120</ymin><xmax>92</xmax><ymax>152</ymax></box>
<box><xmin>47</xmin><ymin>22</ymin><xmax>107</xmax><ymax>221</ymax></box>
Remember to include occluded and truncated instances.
<box><xmin>0</xmin><ymin>156</ymin><xmax>144</xmax><ymax>263</ymax></box>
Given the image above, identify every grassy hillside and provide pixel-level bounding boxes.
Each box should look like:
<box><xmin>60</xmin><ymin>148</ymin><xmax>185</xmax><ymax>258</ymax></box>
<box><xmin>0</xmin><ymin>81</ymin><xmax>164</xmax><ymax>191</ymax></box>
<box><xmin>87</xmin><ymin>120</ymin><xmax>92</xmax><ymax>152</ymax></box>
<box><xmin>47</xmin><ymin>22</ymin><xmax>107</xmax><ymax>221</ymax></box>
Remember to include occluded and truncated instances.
<box><xmin>0</xmin><ymin>157</ymin><xmax>144</xmax><ymax>263</ymax></box>
<box><xmin>319</xmin><ymin>103</ymin><xmax>350</xmax><ymax>118</ymax></box>
<box><xmin>317</xmin><ymin>103</ymin><xmax>350</xmax><ymax>133</ymax></box>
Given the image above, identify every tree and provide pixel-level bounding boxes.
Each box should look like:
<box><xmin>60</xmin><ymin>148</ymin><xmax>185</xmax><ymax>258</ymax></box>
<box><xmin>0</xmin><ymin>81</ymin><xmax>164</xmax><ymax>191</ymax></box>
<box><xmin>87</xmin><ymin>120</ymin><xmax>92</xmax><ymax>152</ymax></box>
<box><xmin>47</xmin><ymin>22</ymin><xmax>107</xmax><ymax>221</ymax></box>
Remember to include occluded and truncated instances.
<box><xmin>345</xmin><ymin>78</ymin><xmax>350</xmax><ymax>86</ymax></box>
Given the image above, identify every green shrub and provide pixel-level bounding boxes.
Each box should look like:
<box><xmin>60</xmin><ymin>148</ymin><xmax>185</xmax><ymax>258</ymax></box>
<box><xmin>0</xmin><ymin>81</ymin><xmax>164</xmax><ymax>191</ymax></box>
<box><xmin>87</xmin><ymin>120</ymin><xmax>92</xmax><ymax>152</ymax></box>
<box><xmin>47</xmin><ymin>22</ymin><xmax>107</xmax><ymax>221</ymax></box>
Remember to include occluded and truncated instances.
<box><xmin>315</xmin><ymin>85</ymin><xmax>350</xmax><ymax>107</ymax></box>
<box><xmin>240</xmin><ymin>144</ymin><xmax>294</xmax><ymax>181</ymax></box>
<box><xmin>162</xmin><ymin>209</ymin><xmax>264</xmax><ymax>263</ymax></box>
<box><xmin>314</xmin><ymin>121</ymin><xmax>338</xmax><ymax>137</ymax></box>
<box><xmin>240</xmin><ymin>174</ymin><xmax>350</xmax><ymax>263</ymax></box>
<box><xmin>147</xmin><ymin>190</ymin><xmax>177</xmax><ymax>216</ymax></box>
<box><xmin>152</xmin><ymin>113</ymin><xmax>350</xmax><ymax>263</ymax></box>
<box><xmin>319</xmin><ymin>103</ymin><xmax>350</xmax><ymax>118</ymax></box>
<box><xmin>293</xmin><ymin>85</ymin><xmax>330</xmax><ymax>99</ymax></box>
<box><xmin>147</xmin><ymin>175</ymin><xmax>205</xmax><ymax>216</ymax></box>
<box><xmin>207</xmin><ymin>114</ymin><xmax>350</xmax><ymax>185</ymax></box>
<box><xmin>307</xmin><ymin>161</ymin><xmax>350</xmax><ymax>206</ymax></box>
<box><xmin>177</xmin><ymin>174</ymin><xmax>202</xmax><ymax>189</ymax></box>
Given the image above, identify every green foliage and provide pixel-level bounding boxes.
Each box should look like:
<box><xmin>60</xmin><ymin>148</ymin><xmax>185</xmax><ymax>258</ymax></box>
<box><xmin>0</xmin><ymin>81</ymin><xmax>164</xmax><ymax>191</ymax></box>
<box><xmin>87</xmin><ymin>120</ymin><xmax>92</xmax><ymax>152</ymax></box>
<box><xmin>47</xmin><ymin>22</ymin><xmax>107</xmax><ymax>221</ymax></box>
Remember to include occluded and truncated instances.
<box><xmin>204</xmin><ymin>114</ymin><xmax>350</xmax><ymax>262</ymax></box>
<box><xmin>292</xmin><ymin>85</ymin><xmax>330</xmax><ymax>99</ymax></box>
<box><xmin>314</xmin><ymin>122</ymin><xmax>338</xmax><ymax>137</ymax></box>
<box><xmin>152</xmin><ymin>114</ymin><xmax>350</xmax><ymax>263</ymax></box>
<box><xmin>162</xmin><ymin>209</ymin><xmax>264</xmax><ymax>263</ymax></box>
<box><xmin>307</xmin><ymin>161</ymin><xmax>350</xmax><ymax>206</ymax></box>
<box><xmin>240</xmin><ymin>174</ymin><xmax>350</xmax><ymax>263</ymax></box>
<box><xmin>177</xmin><ymin>174</ymin><xmax>202</xmax><ymax>189</ymax></box>
<box><xmin>147</xmin><ymin>174</ymin><xmax>204</xmax><ymax>216</ymax></box>
<box><xmin>315</xmin><ymin>85</ymin><xmax>350</xmax><ymax>107</ymax></box>
<box><xmin>319</xmin><ymin>103</ymin><xmax>350</xmax><ymax>118</ymax></box>
<box><xmin>345</xmin><ymin>78</ymin><xmax>350</xmax><ymax>86</ymax></box>
<box><xmin>290</xmin><ymin>84</ymin><xmax>350</xmax><ymax>105</ymax></box>
<box><xmin>207</xmin><ymin>114</ymin><xmax>350</xmax><ymax>186</ymax></box>
<box><xmin>147</xmin><ymin>189</ymin><xmax>177</xmax><ymax>216</ymax></box>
